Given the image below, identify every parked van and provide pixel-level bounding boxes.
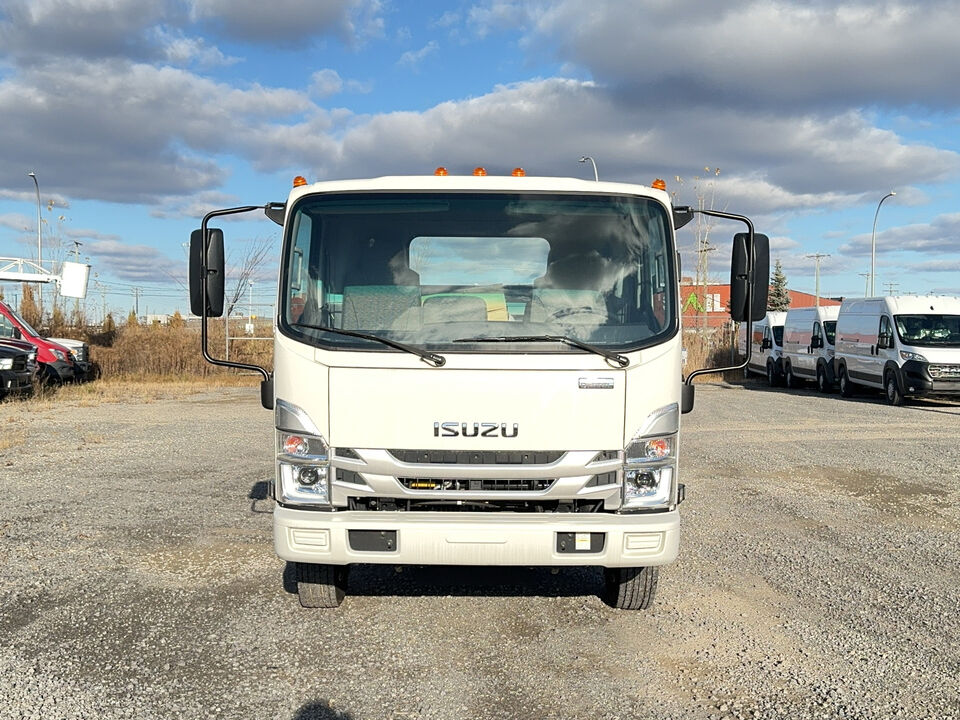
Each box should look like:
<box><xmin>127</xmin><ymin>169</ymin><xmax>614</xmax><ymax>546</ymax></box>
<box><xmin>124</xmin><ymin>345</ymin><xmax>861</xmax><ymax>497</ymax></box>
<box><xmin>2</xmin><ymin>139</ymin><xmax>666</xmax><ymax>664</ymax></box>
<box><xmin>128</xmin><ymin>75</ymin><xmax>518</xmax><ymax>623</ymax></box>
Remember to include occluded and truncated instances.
<box><xmin>739</xmin><ymin>311</ymin><xmax>786</xmax><ymax>385</ymax></box>
<box><xmin>781</xmin><ymin>305</ymin><xmax>840</xmax><ymax>392</ymax></box>
<box><xmin>835</xmin><ymin>295</ymin><xmax>960</xmax><ymax>405</ymax></box>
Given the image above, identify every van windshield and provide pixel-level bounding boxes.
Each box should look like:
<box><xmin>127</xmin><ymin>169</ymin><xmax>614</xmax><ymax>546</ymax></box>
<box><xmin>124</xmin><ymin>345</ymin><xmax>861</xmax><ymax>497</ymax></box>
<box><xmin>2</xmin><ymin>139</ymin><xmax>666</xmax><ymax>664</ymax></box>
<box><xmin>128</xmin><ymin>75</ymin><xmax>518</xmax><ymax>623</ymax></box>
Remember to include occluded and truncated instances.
<box><xmin>279</xmin><ymin>192</ymin><xmax>676</xmax><ymax>352</ymax></box>
<box><xmin>823</xmin><ymin>321</ymin><xmax>836</xmax><ymax>345</ymax></box>
<box><xmin>895</xmin><ymin>314</ymin><xmax>960</xmax><ymax>347</ymax></box>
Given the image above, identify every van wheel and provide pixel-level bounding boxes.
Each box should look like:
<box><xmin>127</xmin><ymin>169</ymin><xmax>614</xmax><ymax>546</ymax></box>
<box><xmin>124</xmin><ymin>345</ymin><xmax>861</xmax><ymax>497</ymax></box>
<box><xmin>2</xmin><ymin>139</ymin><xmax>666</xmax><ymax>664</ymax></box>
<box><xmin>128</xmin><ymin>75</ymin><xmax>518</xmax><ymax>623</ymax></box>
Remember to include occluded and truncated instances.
<box><xmin>817</xmin><ymin>365</ymin><xmax>830</xmax><ymax>393</ymax></box>
<box><xmin>884</xmin><ymin>371</ymin><xmax>905</xmax><ymax>406</ymax></box>
<box><xmin>785</xmin><ymin>363</ymin><xmax>799</xmax><ymax>389</ymax></box>
<box><xmin>766</xmin><ymin>362</ymin><xmax>777</xmax><ymax>387</ymax></box>
<box><xmin>839</xmin><ymin>366</ymin><xmax>854</xmax><ymax>397</ymax></box>
<box><xmin>296</xmin><ymin>563</ymin><xmax>348</xmax><ymax>608</ymax></box>
<box><xmin>602</xmin><ymin>566</ymin><xmax>658</xmax><ymax>610</ymax></box>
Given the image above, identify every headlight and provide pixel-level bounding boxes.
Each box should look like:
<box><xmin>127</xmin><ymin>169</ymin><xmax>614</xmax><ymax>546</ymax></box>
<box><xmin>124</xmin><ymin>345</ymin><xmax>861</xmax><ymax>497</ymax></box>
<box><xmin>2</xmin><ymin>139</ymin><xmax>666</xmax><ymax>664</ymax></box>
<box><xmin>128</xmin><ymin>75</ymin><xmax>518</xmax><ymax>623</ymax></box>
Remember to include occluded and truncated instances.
<box><xmin>900</xmin><ymin>351</ymin><xmax>927</xmax><ymax>362</ymax></box>
<box><xmin>0</xmin><ymin>358</ymin><xmax>12</xmax><ymax>370</ymax></box>
<box><xmin>621</xmin><ymin>403</ymin><xmax>680</xmax><ymax>511</ymax></box>
<box><xmin>277</xmin><ymin>430</ymin><xmax>331</xmax><ymax>506</ymax></box>
<box><xmin>51</xmin><ymin>349</ymin><xmax>66</xmax><ymax>361</ymax></box>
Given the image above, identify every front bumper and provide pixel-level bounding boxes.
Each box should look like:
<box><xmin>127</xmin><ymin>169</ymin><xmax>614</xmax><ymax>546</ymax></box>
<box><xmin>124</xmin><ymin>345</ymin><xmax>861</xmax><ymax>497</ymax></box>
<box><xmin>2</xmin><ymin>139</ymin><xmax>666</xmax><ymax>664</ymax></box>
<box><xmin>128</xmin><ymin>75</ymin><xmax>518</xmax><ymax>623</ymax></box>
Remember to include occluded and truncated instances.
<box><xmin>901</xmin><ymin>360</ymin><xmax>960</xmax><ymax>397</ymax></box>
<box><xmin>274</xmin><ymin>506</ymin><xmax>679</xmax><ymax>568</ymax></box>
<box><xmin>44</xmin><ymin>360</ymin><xmax>76</xmax><ymax>382</ymax></box>
<box><xmin>0</xmin><ymin>369</ymin><xmax>34</xmax><ymax>398</ymax></box>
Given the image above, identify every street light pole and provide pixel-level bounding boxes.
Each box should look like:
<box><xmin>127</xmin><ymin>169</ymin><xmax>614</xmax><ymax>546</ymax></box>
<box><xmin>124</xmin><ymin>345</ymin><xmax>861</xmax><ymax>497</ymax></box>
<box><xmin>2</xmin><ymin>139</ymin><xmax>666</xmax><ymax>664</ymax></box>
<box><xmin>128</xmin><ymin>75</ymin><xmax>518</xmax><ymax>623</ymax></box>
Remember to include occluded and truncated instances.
<box><xmin>579</xmin><ymin>156</ymin><xmax>599</xmax><ymax>181</ymax></box>
<box><xmin>27</xmin><ymin>171</ymin><xmax>42</xmax><ymax>313</ymax></box>
<box><xmin>858</xmin><ymin>272</ymin><xmax>870</xmax><ymax>298</ymax></box>
<box><xmin>870</xmin><ymin>191</ymin><xmax>895</xmax><ymax>297</ymax></box>
<box><xmin>806</xmin><ymin>253</ymin><xmax>830</xmax><ymax>307</ymax></box>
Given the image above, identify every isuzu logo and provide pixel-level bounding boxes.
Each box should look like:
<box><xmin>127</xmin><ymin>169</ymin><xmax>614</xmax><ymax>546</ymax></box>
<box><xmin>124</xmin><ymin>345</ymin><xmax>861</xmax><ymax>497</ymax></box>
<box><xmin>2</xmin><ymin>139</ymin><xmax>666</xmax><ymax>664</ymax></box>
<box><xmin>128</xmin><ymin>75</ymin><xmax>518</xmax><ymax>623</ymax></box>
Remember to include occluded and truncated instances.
<box><xmin>433</xmin><ymin>422</ymin><xmax>519</xmax><ymax>438</ymax></box>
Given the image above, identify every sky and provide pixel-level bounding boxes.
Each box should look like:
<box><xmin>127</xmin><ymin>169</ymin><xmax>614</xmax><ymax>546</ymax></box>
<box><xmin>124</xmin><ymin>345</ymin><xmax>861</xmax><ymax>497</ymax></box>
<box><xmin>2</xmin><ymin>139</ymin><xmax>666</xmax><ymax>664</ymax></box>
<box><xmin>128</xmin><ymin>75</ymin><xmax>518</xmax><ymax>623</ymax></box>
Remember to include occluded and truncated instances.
<box><xmin>1</xmin><ymin>0</ymin><xmax>959</xmax><ymax>318</ymax></box>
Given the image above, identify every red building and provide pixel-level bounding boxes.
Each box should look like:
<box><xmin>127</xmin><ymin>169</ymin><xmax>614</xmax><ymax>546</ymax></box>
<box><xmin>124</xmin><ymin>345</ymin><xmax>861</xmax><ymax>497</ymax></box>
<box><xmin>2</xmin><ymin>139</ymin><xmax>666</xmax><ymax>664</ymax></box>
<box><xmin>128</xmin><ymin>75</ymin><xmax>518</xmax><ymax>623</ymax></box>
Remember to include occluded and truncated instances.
<box><xmin>680</xmin><ymin>281</ymin><xmax>840</xmax><ymax>329</ymax></box>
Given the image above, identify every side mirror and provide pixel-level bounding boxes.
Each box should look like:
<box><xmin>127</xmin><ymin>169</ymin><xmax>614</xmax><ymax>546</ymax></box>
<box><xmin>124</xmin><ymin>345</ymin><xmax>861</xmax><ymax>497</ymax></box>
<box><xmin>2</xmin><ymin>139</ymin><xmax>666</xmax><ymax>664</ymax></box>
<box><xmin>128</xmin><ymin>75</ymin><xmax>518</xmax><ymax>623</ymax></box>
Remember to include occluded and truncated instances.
<box><xmin>761</xmin><ymin>338</ymin><xmax>772</xmax><ymax>350</ymax></box>
<box><xmin>189</xmin><ymin>228</ymin><xmax>225</xmax><ymax>318</ymax></box>
<box><xmin>878</xmin><ymin>334</ymin><xmax>893</xmax><ymax>350</ymax></box>
<box><xmin>729</xmin><ymin>233</ymin><xmax>769</xmax><ymax>322</ymax></box>
<box><xmin>673</xmin><ymin>206</ymin><xmax>695</xmax><ymax>230</ymax></box>
<box><xmin>811</xmin><ymin>336</ymin><xmax>823</xmax><ymax>349</ymax></box>
<box><xmin>13</xmin><ymin>328</ymin><xmax>21</xmax><ymax>339</ymax></box>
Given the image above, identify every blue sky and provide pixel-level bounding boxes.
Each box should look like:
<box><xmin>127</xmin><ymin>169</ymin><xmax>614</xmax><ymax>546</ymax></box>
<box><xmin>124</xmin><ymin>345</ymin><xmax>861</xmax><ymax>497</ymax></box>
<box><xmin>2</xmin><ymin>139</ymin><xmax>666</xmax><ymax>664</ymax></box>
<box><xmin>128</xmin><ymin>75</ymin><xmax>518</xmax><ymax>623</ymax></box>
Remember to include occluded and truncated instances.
<box><xmin>1</xmin><ymin>0</ymin><xmax>958</xmax><ymax>318</ymax></box>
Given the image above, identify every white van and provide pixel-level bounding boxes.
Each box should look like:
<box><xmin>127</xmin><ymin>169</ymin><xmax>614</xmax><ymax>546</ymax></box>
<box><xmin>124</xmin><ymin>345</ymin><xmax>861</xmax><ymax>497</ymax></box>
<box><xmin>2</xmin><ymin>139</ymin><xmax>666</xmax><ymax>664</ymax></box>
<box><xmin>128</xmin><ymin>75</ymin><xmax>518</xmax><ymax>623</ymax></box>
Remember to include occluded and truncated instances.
<box><xmin>835</xmin><ymin>295</ymin><xmax>960</xmax><ymax>405</ymax></box>
<box><xmin>738</xmin><ymin>311</ymin><xmax>786</xmax><ymax>385</ymax></box>
<box><xmin>781</xmin><ymin>305</ymin><xmax>840</xmax><ymax>392</ymax></box>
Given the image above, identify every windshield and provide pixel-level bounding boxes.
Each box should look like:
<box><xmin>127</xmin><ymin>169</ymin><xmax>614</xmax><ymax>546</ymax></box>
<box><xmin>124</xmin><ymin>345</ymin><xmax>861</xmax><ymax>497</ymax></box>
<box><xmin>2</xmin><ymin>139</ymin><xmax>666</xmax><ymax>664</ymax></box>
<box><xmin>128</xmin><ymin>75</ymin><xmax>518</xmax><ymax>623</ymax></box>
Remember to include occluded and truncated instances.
<box><xmin>279</xmin><ymin>192</ymin><xmax>676</xmax><ymax>352</ymax></box>
<box><xmin>2</xmin><ymin>307</ymin><xmax>38</xmax><ymax>338</ymax></box>
<box><xmin>823</xmin><ymin>320</ymin><xmax>836</xmax><ymax>345</ymax></box>
<box><xmin>895</xmin><ymin>314</ymin><xmax>960</xmax><ymax>347</ymax></box>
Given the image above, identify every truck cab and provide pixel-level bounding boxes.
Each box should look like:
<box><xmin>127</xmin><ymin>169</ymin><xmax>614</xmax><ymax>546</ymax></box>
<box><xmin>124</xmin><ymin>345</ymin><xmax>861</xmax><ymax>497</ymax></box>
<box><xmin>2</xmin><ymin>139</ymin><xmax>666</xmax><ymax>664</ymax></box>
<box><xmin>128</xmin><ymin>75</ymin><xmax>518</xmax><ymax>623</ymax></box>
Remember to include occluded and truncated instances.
<box><xmin>190</xmin><ymin>171</ymin><xmax>768</xmax><ymax>609</ymax></box>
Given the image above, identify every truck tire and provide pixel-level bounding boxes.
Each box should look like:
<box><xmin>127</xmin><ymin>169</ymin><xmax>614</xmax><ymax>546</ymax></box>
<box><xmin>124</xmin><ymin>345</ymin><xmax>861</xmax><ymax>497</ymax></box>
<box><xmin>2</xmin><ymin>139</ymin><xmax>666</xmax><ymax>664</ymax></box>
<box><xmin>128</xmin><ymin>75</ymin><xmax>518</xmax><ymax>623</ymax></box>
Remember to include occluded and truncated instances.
<box><xmin>884</xmin><ymin>370</ymin><xmax>905</xmax><ymax>407</ymax></box>
<box><xmin>839</xmin><ymin>365</ymin><xmax>855</xmax><ymax>397</ymax></box>
<box><xmin>816</xmin><ymin>364</ymin><xmax>830</xmax><ymax>393</ymax></box>
<box><xmin>766</xmin><ymin>362</ymin><xmax>777</xmax><ymax>387</ymax></box>
<box><xmin>602</xmin><ymin>566</ymin><xmax>658</xmax><ymax>610</ymax></box>
<box><xmin>296</xmin><ymin>562</ymin><xmax>348</xmax><ymax>608</ymax></box>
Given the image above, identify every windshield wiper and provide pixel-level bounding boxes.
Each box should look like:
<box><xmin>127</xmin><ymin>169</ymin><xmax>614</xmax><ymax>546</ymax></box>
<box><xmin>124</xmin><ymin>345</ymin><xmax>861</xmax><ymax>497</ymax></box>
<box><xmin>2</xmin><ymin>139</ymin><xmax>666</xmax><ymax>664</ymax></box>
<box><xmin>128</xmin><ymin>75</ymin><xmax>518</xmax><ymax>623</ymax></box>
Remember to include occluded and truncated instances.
<box><xmin>292</xmin><ymin>323</ymin><xmax>445</xmax><ymax>367</ymax></box>
<box><xmin>453</xmin><ymin>335</ymin><xmax>629</xmax><ymax>367</ymax></box>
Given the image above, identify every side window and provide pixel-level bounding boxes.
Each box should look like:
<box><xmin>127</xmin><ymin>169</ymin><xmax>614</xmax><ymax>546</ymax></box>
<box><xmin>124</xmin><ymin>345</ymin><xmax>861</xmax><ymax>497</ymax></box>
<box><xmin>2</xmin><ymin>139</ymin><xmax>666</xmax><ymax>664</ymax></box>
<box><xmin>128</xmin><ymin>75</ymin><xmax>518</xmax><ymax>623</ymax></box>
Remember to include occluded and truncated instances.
<box><xmin>812</xmin><ymin>322</ymin><xmax>822</xmax><ymax>346</ymax></box>
<box><xmin>812</xmin><ymin>322</ymin><xmax>821</xmax><ymax>340</ymax></box>
<box><xmin>0</xmin><ymin>314</ymin><xmax>14</xmax><ymax>338</ymax></box>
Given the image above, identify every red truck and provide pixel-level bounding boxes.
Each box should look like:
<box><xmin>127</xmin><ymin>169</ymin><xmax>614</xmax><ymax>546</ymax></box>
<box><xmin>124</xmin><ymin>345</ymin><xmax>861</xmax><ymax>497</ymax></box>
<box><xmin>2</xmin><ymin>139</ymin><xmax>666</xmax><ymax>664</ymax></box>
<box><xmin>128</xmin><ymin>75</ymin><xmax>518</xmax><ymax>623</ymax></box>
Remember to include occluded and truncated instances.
<box><xmin>0</xmin><ymin>300</ymin><xmax>76</xmax><ymax>384</ymax></box>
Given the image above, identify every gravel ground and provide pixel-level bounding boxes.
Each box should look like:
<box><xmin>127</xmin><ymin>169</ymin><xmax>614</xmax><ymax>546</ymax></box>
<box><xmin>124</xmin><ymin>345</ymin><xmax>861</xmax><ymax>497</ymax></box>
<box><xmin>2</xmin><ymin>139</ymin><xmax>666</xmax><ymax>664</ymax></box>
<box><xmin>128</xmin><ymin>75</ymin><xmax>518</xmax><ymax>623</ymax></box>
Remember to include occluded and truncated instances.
<box><xmin>0</xmin><ymin>381</ymin><xmax>958</xmax><ymax>720</ymax></box>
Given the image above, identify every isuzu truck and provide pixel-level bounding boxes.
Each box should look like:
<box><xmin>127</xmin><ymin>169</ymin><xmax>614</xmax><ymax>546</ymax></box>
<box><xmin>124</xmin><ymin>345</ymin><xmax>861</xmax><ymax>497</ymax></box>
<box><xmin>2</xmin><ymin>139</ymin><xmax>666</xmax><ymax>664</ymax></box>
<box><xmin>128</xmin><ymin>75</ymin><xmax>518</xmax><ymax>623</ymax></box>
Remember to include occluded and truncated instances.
<box><xmin>189</xmin><ymin>169</ymin><xmax>768</xmax><ymax>609</ymax></box>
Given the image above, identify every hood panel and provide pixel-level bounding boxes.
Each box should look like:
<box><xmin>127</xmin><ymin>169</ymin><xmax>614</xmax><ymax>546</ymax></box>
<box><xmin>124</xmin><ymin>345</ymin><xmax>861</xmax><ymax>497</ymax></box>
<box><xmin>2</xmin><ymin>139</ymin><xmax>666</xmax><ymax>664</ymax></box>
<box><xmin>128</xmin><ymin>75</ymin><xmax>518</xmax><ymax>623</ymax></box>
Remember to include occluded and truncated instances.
<box><xmin>328</xmin><ymin>367</ymin><xmax>625</xmax><ymax>450</ymax></box>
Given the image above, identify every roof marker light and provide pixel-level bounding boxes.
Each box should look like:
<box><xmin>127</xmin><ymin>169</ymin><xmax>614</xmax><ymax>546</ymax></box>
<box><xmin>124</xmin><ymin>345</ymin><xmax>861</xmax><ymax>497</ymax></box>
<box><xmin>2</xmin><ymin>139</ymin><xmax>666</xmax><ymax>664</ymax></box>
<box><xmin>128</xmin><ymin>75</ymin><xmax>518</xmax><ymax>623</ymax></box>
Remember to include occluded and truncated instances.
<box><xmin>511</xmin><ymin>168</ymin><xmax>526</xmax><ymax>177</ymax></box>
<box><xmin>473</xmin><ymin>167</ymin><xmax>487</xmax><ymax>176</ymax></box>
<box><xmin>293</xmin><ymin>176</ymin><xmax>308</xmax><ymax>187</ymax></box>
<box><xmin>652</xmin><ymin>178</ymin><xmax>667</xmax><ymax>190</ymax></box>
<box><xmin>434</xmin><ymin>167</ymin><xmax>449</xmax><ymax>176</ymax></box>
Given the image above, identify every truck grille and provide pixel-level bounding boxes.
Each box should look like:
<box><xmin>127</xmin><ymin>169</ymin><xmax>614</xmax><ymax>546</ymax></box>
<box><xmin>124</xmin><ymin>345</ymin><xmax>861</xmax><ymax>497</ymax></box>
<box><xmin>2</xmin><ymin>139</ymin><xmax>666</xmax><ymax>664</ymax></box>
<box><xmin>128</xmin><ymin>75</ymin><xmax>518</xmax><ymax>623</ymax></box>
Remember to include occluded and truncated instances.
<box><xmin>398</xmin><ymin>477</ymin><xmax>556</xmax><ymax>492</ymax></box>
<box><xmin>929</xmin><ymin>364</ymin><xmax>960</xmax><ymax>380</ymax></box>
<box><xmin>389</xmin><ymin>449</ymin><xmax>564</xmax><ymax>465</ymax></box>
<box><xmin>12</xmin><ymin>355</ymin><xmax>27</xmax><ymax>373</ymax></box>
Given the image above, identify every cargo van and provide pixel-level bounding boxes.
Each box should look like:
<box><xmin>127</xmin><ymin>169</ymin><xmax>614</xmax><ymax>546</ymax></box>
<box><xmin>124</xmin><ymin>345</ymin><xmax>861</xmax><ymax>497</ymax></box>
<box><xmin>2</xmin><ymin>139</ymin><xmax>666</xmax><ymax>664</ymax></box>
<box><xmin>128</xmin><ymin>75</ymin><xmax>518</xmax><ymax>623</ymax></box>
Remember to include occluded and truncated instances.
<box><xmin>835</xmin><ymin>295</ymin><xmax>960</xmax><ymax>405</ymax></box>
<box><xmin>781</xmin><ymin>305</ymin><xmax>840</xmax><ymax>392</ymax></box>
<box><xmin>739</xmin><ymin>311</ymin><xmax>786</xmax><ymax>385</ymax></box>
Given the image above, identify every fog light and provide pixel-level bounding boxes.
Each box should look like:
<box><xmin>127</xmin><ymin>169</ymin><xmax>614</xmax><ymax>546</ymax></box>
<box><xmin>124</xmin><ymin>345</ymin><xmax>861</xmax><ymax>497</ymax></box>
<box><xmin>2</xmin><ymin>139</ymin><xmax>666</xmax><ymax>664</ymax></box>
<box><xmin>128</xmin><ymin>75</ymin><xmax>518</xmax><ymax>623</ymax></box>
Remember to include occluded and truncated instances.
<box><xmin>626</xmin><ymin>469</ymin><xmax>657</xmax><ymax>489</ymax></box>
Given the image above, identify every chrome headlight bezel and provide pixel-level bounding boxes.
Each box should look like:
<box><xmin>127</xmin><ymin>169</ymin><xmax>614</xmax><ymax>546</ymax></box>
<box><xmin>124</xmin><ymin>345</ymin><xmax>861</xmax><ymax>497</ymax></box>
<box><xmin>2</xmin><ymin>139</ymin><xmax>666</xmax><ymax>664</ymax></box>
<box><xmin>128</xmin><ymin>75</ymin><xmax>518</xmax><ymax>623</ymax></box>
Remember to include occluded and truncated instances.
<box><xmin>621</xmin><ymin>402</ymin><xmax>679</xmax><ymax>511</ymax></box>
<box><xmin>277</xmin><ymin>429</ymin><xmax>331</xmax><ymax>506</ymax></box>
<box><xmin>900</xmin><ymin>350</ymin><xmax>927</xmax><ymax>363</ymax></box>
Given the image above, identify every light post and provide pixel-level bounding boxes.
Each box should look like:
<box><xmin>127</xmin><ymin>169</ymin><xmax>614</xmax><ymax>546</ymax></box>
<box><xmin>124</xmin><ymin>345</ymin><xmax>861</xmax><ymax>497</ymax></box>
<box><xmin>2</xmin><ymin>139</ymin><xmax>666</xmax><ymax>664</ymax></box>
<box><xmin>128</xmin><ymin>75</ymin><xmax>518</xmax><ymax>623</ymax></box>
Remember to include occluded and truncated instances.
<box><xmin>27</xmin><ymin>171</ymin><xmax>42</xmax><ymax>312</ymax></box>
<box><xmin>579</xmin><ymin>156</ymin><xmax>599</xmax><ymax>182</ymax></box>
<box><xmin>870</xmin><ymin>191</ymin><xmax>895</xmax><ymax>297</ymax></box>
<box><xmin>806</xmin><ymin>253</ymin><xmax>830</xmax><ymax>307</ymax></box>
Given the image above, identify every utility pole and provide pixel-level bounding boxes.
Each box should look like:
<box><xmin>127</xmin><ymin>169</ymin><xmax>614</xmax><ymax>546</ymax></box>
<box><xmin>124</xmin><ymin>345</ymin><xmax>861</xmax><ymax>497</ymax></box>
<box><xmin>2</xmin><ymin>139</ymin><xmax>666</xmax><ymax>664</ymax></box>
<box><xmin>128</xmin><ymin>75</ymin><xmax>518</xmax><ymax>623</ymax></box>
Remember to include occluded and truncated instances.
<box><xmin>132</xmin><ymin>287</ymin><xmax>141</xmax><ymax>319</ymax></box>
<box><xmin>858</xmin><ymin>272</ymin><xmax>871</xmax><ymax>298</ymax></box>
<box><xmin>27</xmin><ymin>172</ymin><xmax>42</xmax><ymax>315</ymax></box>
<box><xmin>806</xmin><ymin>253</ymin><xmax>830</xmax><ymax>307</ymax></box>
<box><xmin>72</xmin><ymin>241</ymin><xmax>83</xmax><ymax>320</ymax></box>
<box><xmin>883</xmin><ymin>281</ymin><xmax>899</xmax><ymax>296</ymax></box>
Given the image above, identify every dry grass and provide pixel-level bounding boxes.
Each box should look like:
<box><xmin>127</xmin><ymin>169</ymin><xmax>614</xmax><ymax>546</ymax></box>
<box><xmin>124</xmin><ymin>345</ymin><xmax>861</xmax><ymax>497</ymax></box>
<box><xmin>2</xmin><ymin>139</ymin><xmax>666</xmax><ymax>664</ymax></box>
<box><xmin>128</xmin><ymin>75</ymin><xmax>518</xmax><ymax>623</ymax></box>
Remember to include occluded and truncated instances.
<box><xmin>683</xmin><ymin>330</ymin><xmax>745</xmax><ymax>384</ymax></box>
<box><xmin>18</xmin><ymin>375</ymin><xmax>260</xmax><ymax>409</ymax></box>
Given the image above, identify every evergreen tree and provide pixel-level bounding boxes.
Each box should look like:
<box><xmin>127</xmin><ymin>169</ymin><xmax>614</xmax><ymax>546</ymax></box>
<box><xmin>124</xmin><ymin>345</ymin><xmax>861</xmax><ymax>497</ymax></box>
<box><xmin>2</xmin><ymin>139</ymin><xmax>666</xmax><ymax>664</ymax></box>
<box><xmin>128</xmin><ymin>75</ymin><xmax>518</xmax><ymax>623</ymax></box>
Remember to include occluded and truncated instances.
<box><xmin>767</xmin><ymin>259</ymin><xmax>791</xmax><ymax>311</ymax></box>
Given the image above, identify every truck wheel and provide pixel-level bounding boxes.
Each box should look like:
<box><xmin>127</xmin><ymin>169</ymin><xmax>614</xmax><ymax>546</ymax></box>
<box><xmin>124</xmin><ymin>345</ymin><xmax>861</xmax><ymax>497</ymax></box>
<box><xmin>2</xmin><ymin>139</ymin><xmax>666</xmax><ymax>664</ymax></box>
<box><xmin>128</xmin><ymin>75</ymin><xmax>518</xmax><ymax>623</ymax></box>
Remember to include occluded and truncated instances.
<box><xmin>817</xmin><ymin>365</ymin><xmax>830</xmax><ymax>393</ymax></box>
<box><xmin>296</xmin><ymin>562</ymin><xmax>348</xmax><ymax>608</ymax></box>
<box><xmin>602</xmin><ymin>566</ymin><xmax>658</xmax><ymax>610</ymax></box>
<box><xmin>884</xmin><ymin>371</ymin><xmax>905</xmax><ymax>407</ymax></box>
<box><xmin>766</xmin><ymin>362</ymin><xmax>777</xmax><ymax>387</ymax></box>
<box><xmin>839</xmin><ymin>365</ymin><xmax>854</xmax><ymax>397</ymax></box>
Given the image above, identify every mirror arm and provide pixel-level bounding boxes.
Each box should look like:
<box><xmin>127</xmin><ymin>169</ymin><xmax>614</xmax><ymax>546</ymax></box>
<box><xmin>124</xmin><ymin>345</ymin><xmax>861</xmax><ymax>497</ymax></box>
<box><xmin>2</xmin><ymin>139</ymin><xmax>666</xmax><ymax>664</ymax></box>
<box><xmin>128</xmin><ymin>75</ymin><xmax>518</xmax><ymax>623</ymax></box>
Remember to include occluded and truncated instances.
<box><xmin>199</xmin><ymin>205</ymin><xmax>272</xmax><ymax>383</ymax></box>
<box><xmin>683</xmin><ymin>209</ymin><xmax>757</xmax><ymax>386</ymax></box>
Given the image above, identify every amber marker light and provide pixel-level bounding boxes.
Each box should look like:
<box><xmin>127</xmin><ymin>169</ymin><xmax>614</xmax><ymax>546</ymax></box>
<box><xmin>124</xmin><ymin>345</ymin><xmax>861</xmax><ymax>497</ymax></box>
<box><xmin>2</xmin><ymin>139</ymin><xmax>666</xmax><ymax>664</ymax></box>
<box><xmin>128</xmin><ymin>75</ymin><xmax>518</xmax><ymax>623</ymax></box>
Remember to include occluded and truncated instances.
<box><xmin>473</xmin><ymin>167</ymin><xmax>487</xmax><ymax>176</ymax></box>
<box><xmin>434</xmin><ymin>167</ymin><xmax>449</xmax><ymax>176</ymax></box>
<box><xmin>652</xmin><ymin>178</ymin><xmax>667</xmax><ymax>190</ymax></box>
<box><xmin>511</xmin><ymin>168</ymin><xmax>526</xmax><ymax>177</ymax></box>
<box><xmin>293</xmin><ymin>176</ymin><xmax>308</xmax><ymax>187</ymax></box>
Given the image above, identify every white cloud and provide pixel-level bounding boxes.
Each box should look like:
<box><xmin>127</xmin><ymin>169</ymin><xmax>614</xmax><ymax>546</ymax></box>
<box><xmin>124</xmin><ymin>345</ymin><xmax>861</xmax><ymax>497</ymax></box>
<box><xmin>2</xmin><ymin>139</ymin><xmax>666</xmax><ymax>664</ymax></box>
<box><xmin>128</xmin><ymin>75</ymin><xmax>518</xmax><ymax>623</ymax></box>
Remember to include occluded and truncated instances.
<box><xmin>397</xmin><ymin>41</ymin><xmax>439</xmax><ymax>69</ymax></box>
<box><xmin>839</xmin><ymin>213</ymin><xmax>960</xmax><ymax>257</ymax></box>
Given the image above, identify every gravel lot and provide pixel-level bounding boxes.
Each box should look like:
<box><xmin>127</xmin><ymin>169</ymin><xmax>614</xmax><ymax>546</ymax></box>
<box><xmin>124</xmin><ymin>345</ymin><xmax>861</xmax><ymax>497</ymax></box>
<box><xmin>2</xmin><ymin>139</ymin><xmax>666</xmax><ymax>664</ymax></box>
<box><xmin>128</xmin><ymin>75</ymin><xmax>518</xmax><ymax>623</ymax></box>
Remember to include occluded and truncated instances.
<box><xmin>1</xmin><ymin>381</ymin><xmax>958</xmax><ymax>720</ymax></box>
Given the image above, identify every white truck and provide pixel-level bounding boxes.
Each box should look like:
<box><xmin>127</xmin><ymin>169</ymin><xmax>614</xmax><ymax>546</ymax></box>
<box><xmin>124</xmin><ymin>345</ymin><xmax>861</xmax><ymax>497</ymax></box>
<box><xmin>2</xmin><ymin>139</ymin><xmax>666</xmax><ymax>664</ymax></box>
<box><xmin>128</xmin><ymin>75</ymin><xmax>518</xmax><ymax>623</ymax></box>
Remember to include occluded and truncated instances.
<box><xmin>189</xmin><ymin>170</ymin><xmax>768</xmax><ymax>609</ymax></box>
<box><xmin>780</xmin><ymin>305</ymin><xmax>840</xmax><ymax>392</ymax></box>
<box><xmin>835</xmin><ymin>295</ymin><xmax>960</xmax><ymax>405</ymax></box>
